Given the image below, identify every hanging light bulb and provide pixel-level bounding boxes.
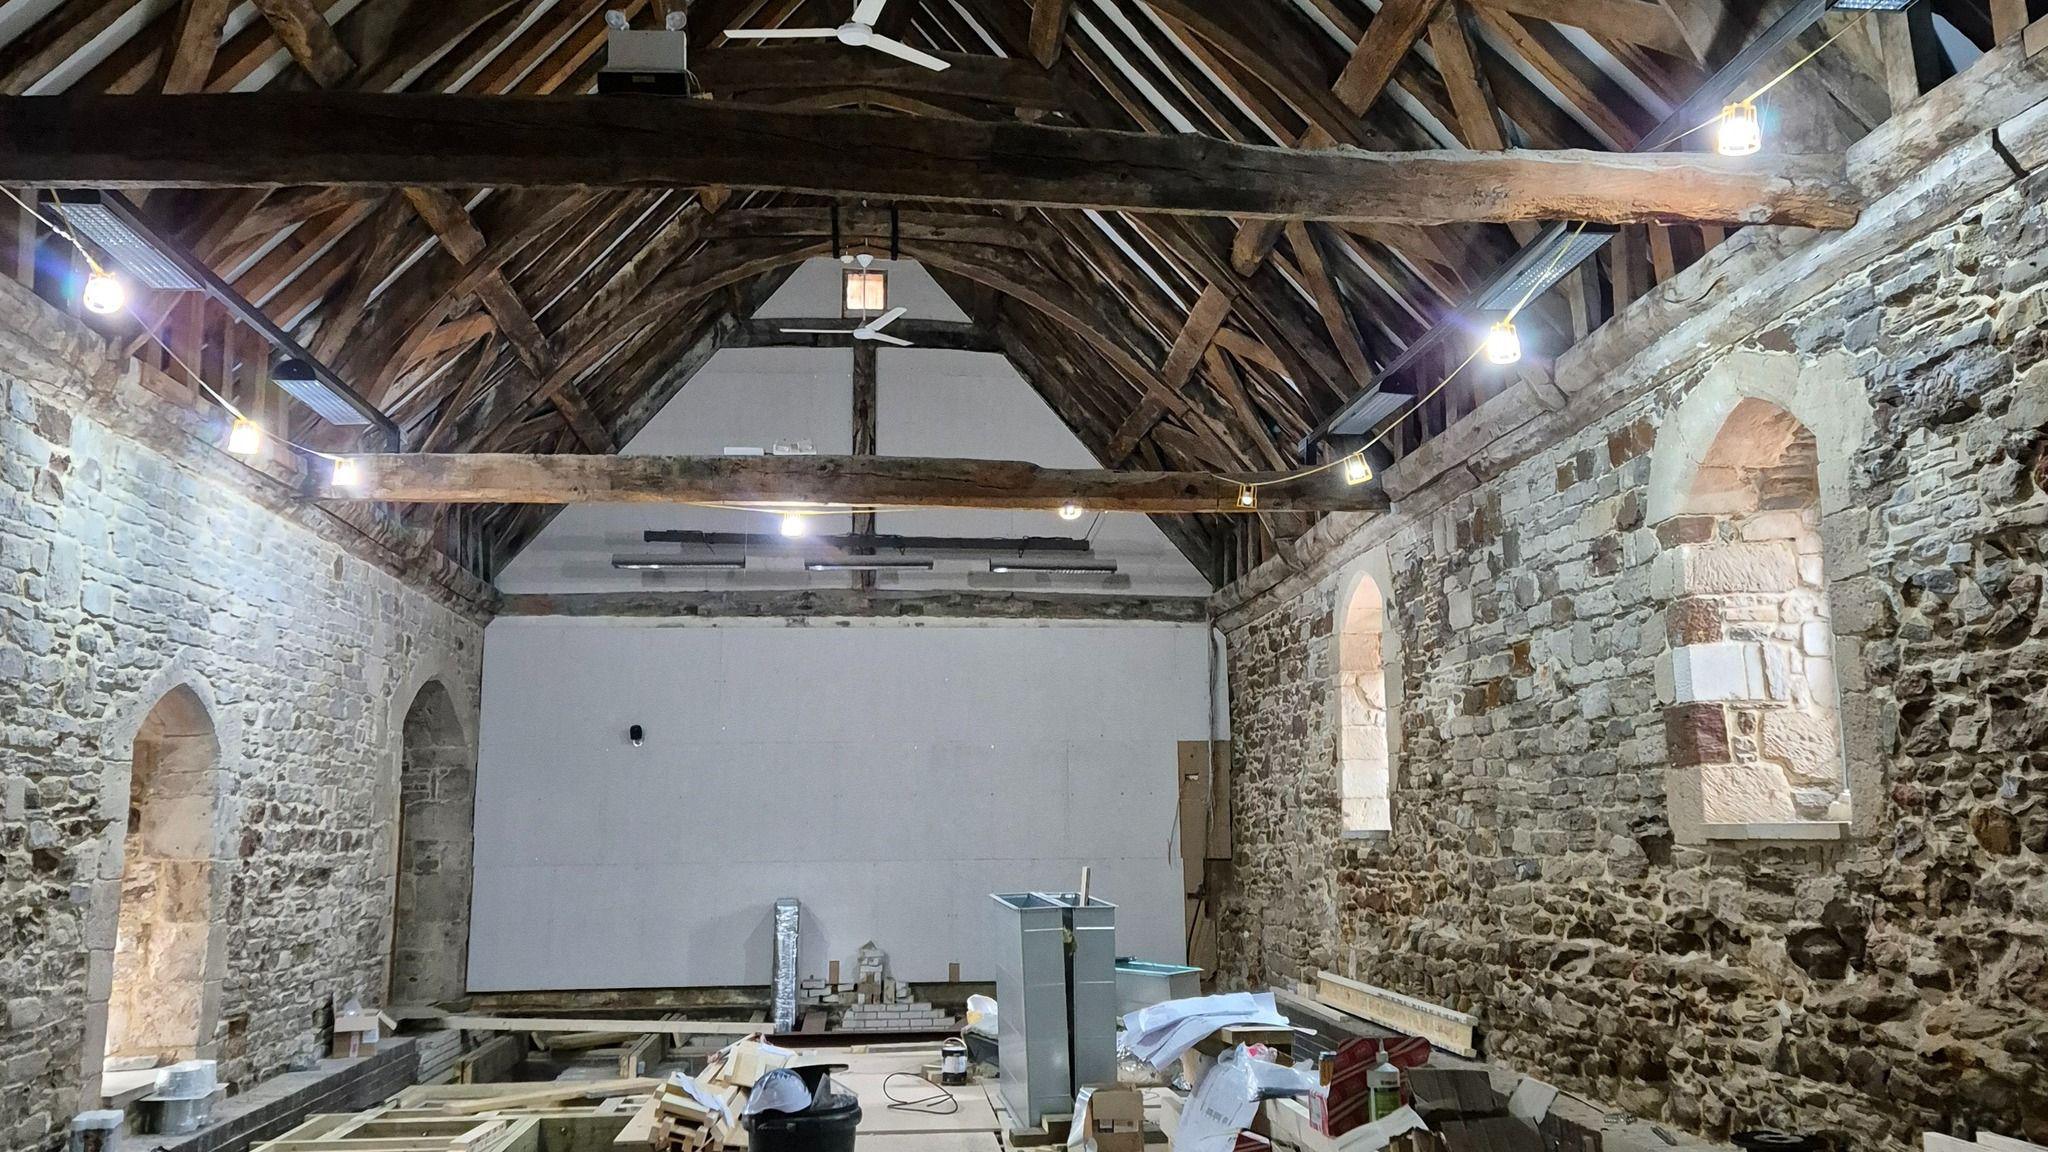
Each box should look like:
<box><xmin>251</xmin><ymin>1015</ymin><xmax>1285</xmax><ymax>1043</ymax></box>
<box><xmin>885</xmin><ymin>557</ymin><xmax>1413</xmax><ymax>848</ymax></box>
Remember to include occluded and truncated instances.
<box><xmin>779</xmin><ymin>512</ymin><xmax>808</xmax><ymax>537</ymax></box>
<box><xmin>1057</xmin><ymin>501</ymin><xmax>1084</xmax><ymax>521</ymax></box>
<box><xmin>226</xmin><ymin>417</ymin><xmax>262</xmax><ymax>455</ymax></box>
<box><xmin>1236</xmin><ymin>486</ymin><xmax>1257</xmax><ymax>510</ymax></box>
<box><xmin>1484</xmin><ymin>319</ymin><xmax>1522</xmax><ymax>365</ymax></box>
<box><xmin>80</xmin><ymin>268</ymin><xmax>126</xmax><ymax>316</ymax></box>
<box><xmin>330</xmin><ymin>457</ymin><xmax>361</xmax><ymax>488</ymax></box>
<box><xmin>1716</xmin><ymin>100</ymin><xmax>1762</xmax><ymax>157</ymax></box>
<box><xmin>1343</xmin><ymin>454</ymin><xmax>1372</xmax><ymax>486</ymax></box>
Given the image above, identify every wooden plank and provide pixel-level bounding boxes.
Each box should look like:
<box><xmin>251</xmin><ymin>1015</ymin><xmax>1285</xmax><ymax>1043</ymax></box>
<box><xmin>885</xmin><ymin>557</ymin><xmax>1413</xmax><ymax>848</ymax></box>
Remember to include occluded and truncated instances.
<box><xmin>1314</xmin><ymin>971</ymin><xmax>1480</xmax><ymax>1057</ymax></box>
<box><xmin>1879</xmin><ymin>2</ymin><xmax>1944</xmax><ymax>114</ymax></box>
<box><xmin>2025</xmin><ymin>14</ymin><xmax>2048</xmax><ymax>58</ymax></box>
<box><xmin>1470</xmin><ymin>0</ymin><xmax>1688</xmax><ymax>55</ymax></box>
<box><xmin>440</xmin><ymin>1015</ymin><xmax>763</xmax><ymax>1036</ymax></box>
<box><xmin>0</xmin><ymin>95</ymin><xmax>1864</xmax><ymax>229</ymax></box>
<box><xmin>163</xmin><ymin>0</ymin><xmax>234</xmax><ymax>94</ymax></box>
<box><xmin>315</xmin><ymin>453</ymin><xmax>1392</xmax><ymax>513</ymax></box>
<box><xmin>251</xmin><ymin>0</ymin><xmax>354</xmax><ymax>86</ymax></box>
<box><xmin>1332</xmin><ymin>0</ymin><xmax>1443</xmax><ymax>116</ymax></box>
<box><xmin>442</xmin><ymin>1079</ymin><xmax>659</xmax><ymax>1115</ymax></box>
<box><xmin>1029</xmin><ymin>0</ymin><xmax>1076</xmax><ymax>67</ymax></box>
<box><xmin>1160</xmin><ymin>285</ymin><xmax>1232</xmax><ymax>389</ymax></box>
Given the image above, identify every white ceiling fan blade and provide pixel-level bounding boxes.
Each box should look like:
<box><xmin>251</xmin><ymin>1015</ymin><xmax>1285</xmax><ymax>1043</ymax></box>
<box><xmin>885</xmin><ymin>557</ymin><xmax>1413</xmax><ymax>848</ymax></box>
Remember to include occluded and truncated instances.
<box><xmin>723</xmin><ymin>26</ymin><xmax>838</xmax><ymax>38</ymax></box>
<box><xmin>866</xmin><ymin>332</ymin><xmax>914</xmax><ymax>347</ymax></box>
<box><xmin>781</xmin><ymin>327</ymin><xmax>860</xmax><ymax>334</ymax></box>
<box><xmin>864</xmin><ymin>35</ymin><xmax>950</xmax><ymax>71</ymax></box>
<box><xmin>851</xmin><ymin>0</ymin><xmax>889</xmax><ymax>25</ymax></box>
<box><xmin>866</xmin><ymin>306</ymin><xmax>908</xmax><ymax>332</ymax></box>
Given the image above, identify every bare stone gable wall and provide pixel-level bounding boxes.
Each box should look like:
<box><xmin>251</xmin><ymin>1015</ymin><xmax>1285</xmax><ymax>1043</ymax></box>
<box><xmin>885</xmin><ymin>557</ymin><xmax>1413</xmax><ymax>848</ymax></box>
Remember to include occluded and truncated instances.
<box><xmin>0</xmin><ymin>277</ymin><xmax>485</xmax><ymax>1152</ymax></box>
<box><xmin>1214</xmin><ymin>130</ymin><xmax>2048</xmax><ymax>1148</ymax></box>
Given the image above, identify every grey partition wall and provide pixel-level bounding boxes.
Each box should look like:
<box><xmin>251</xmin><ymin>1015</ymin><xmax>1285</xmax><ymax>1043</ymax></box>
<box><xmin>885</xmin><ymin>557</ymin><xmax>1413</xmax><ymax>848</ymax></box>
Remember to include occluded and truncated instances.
<box><xmin>990</xmin><ymin>892</ymin><xmax>1118</xmax><ymax>1128</ymax></box>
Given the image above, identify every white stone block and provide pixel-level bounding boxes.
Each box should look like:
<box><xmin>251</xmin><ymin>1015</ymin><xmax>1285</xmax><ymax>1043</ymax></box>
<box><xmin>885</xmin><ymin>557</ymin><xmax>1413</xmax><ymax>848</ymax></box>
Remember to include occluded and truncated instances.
<box><xmin>1669</xmin><ymin>642</ymin><xmax>1763</xmax><ymax>703</ymax></box>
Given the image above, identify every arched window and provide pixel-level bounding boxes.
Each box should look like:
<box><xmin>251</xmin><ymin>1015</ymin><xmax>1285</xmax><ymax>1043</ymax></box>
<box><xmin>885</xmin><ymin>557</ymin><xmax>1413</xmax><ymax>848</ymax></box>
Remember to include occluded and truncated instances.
<box><xmin>1664</xmin><ymin>399</ymin><xmax>1848</xmax><ymax>827</ymax></box>
<box><xmin>1339</xmin><ymin>574</ymin><xmax>1393</xmax><ymax>834</ymax></box>
<box><xmin>391</xmin><ymin>680</ymin><xmax>476</xmax><ymax>1003</ymax></box>
<box><xmin>108</xmin><ymin>685</ymin><xmax>220</xmax><ymax>1063</ymax></box>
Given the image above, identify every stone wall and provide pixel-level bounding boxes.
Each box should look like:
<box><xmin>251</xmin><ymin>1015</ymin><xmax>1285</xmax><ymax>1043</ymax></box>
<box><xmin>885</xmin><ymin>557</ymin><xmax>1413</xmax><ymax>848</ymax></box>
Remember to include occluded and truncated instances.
<box><xmin>0</xmin><ymin>277</ymin><xmax>486</xmax><ymax>1152</ymax></box>
<box><xmin>1214</xmin><ymin>107</ymin><xmax>2048</xmax><ymax>1149</ymax></box>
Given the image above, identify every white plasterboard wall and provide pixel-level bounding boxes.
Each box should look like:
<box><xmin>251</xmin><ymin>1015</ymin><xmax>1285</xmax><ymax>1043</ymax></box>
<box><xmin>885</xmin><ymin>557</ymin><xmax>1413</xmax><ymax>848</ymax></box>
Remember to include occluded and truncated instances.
<box><xmin>493</xmin><ymin>258</ymin><xmax>1211</xmax><ymax>597</ymax></box>
<box><xmin>468</xmin><ymin>615</ymin><xmax>1206</xmax><ymax>990</ymax></box>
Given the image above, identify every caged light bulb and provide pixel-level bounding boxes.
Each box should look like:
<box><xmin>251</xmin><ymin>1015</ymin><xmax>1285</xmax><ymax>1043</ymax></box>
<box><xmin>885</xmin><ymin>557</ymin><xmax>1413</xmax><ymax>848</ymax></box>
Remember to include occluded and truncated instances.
<box><xmin>81</xmin><ymin>269</ymin><xmax>126</xmax><ymax>316</ymax></box>
<box><xmin>1484</xmin><ymin>320</ymin><xmax>1522</xmax><ymax>365</ymax></box>
<box><xmin>1716</xmin><ymin>100</ymin><xmax>1762</xmax><ymax>157</ymax></box>
<box><xmin>1343</xmin><ymin>455</ymin><xmax>1372</xmax><ymax>485</ymax></box>
<box><xmin>226</xmin><ymin>417</ymin><xmax>263</xmax><ymax>455</ymax></box>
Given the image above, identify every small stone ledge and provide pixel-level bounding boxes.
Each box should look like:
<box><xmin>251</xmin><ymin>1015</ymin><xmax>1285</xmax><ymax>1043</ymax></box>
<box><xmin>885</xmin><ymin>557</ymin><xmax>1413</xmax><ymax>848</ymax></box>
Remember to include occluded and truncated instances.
<box><xmin>1702</xmin><ymin>821</ymin><xmax>1847</xmax><ymax>843</ymax></box>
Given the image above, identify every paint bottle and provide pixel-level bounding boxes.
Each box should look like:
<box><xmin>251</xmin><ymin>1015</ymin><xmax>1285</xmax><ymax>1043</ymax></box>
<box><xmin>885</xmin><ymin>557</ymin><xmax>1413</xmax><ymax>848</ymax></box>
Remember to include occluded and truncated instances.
<box><xmin>1367</xmin><ymin>1047</ymin><xmax>1401</xmax><ymax>1121</ymax></box>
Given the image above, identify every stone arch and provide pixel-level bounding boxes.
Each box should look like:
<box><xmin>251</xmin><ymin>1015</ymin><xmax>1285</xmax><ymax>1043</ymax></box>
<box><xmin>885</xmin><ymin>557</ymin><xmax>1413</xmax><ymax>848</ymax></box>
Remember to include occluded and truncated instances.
<box><xmin>95</xmin><ymin>679</ymin><xmax>229</xmax><ymax>1081</ymax></box>
<box><xmin>1648</xmin><ymin>350</ymin><xmax>1874</xmax><ymax>844</ymax></box>
<box><xmin>388</xmin><ymin>678</ymin><xmax>476</xmax><ymax>1003</ymax></box>
<box><xmin>1334</xmin><ymin>550</ymin><xmax>1403</xmax><ymax>835</ymax></box>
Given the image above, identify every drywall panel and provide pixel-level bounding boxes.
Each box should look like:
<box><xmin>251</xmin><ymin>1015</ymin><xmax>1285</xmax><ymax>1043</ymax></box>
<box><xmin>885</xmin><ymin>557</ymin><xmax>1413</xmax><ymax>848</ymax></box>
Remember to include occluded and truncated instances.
<box><xmin>469</xmin><ymin>616</ymin><xmax>1208</xmax><ymax>990</ymax></box>
<box><xmin>494</xmin><ymin>258</ymin><xmax>1209</xmax><ymax>597</ymax></box>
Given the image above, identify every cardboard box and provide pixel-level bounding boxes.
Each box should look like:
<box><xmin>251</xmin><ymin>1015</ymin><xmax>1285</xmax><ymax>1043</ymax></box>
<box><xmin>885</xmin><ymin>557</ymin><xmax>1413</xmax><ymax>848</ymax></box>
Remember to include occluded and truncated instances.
<box><xmin>331</xmin><ymin>1010</ymin><xmax>380</xmax><ymax>1059</ymax></box>
<box><xmin>1085</xmin><ymin>1087</ymin><xmax>1145</xmax><ymax>1152</ymax></box>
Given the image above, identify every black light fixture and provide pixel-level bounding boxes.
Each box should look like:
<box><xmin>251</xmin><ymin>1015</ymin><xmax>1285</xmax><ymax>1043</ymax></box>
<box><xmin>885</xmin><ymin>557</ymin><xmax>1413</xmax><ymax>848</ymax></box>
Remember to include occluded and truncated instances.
<box><xmin>989</xmin><ymin>558</ymin><xmax>1119</xmax><ymax>575</ymax></box>
<box><xmin>611</xmin><ymin>555</ymin><xmax>748</xmax><ymax>570</ymax></box>
<box><xmin>804</xmin><ymin>557</ymin><xmax>935</xmax><ymax>571</ymax></box>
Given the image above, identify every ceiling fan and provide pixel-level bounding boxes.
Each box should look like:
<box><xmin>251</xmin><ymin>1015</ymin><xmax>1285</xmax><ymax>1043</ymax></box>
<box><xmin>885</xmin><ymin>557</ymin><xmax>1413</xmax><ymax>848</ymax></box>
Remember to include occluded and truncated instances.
<box><xmin>723</xmin><ymin>0</ymin><xmax>951</xmax><ymax>71</ymax></box>
<box><xmin>783</xmin><ymin>306</ymin><xmax>914</xmax><ymax>347</ymax></box>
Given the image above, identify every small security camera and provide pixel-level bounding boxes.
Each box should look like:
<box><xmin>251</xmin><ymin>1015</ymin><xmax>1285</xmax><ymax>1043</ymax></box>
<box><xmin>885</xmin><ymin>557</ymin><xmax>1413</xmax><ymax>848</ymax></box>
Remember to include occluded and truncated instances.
<box><xmin>605</xmin><ymin>10</ymin><xmax>630</xmax><ymax>29</ymax></box>
<box><xmin>629</xmin><ymin>724</ymin><xmax>645</xmax><ymax>746</ymax></box>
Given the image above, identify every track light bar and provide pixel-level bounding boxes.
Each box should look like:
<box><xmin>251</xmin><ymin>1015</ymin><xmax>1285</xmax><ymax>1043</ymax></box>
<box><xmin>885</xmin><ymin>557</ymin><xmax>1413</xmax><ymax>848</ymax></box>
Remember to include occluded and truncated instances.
<box><xmin>51</xmin><ymin>192</ymin><xmax>199</xmax><ymax>290</ymax></box>
<box><xmin>989</xmin><ymin>558</ymin><xmax>1119</xmax><ymax>575</ymax></box>
<box><xmin>612</xmin><ymin>555</ymin><xmax>748</xmax><ymax>570</ymax></box>
<box><xmin>645</xmin><ymin>531</ymin><xmax>1093</xmax><ymax>553</ymax></box>
<box><xmin>803</xmin><ymin>557</ymin><xmax>936</xmax><ymax>571</ymax></box>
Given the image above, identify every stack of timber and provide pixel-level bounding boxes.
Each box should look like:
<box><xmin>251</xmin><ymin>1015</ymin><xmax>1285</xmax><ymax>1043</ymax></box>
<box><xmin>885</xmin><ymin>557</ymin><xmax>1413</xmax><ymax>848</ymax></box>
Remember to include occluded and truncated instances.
<box><xmin>641</xmin><ymin>1038</ymin><xmax>791</xmax><ymax>1152</ymax></box>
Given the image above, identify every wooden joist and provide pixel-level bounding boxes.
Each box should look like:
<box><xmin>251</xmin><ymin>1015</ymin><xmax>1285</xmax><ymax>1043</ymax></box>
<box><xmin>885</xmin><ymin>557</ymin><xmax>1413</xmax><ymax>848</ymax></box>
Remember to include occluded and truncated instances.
<box><xmin>312</xmin><ymin>453</ymin><xmax>1392</xmax><ymax>513</ymax></box>
<box><xmin>438</xmin><ymin>1014</ymin><xmax>763</xmax><ymax>1036</ymax></box>
<box><xmin>1313</xmin><ymin>972</ymin><xmax>1481</xmax><ymax>1058</ymax></box>
<box><xmin>0</xmin><ymin>95</ymin><xmax>1862</xmax><ymax>228</ymax></box>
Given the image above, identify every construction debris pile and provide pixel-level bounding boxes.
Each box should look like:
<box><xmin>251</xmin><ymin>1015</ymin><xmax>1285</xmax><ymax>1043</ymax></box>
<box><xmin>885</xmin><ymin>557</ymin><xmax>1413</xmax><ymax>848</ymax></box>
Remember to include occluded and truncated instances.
<box><xmin>647</xmin><ymin>1039</ymin><xmax>791</xmax><ymax>1152</ymax></box>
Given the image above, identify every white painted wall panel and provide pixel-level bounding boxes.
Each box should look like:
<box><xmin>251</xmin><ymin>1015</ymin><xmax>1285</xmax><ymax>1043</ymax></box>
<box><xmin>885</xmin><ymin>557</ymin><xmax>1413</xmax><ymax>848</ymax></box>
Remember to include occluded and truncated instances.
<box><xmin>469</xmin><ymin>616</ymin><xmax>1205</xmax><ymax>991</ymax></box>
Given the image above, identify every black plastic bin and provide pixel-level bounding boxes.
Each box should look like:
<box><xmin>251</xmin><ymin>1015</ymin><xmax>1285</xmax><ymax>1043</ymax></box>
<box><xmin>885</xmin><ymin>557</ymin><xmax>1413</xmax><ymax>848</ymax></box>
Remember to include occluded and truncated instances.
<box><xmin>743</xmin><ymin>1093</ymin><xmax>862</xmax><ymax>1152</ymax></box>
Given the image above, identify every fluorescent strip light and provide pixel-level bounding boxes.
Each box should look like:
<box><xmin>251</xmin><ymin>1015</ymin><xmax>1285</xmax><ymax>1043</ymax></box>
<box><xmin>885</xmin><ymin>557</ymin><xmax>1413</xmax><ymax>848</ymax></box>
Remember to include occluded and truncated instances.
<box><xmin>989</xmin><ymin>558</ymin><xmax>1120</xmax><ymax>575</ymax></box>
<box><xmin>804</xmin><ymin>557</ymin><xmax>936</xmax><ymax>571</ymax></box>
<box><xmin>612</xmin><ymin>556</ymin><xmax>748</xmax><ymax>570</ymax></box>
<box><xmin>51</xmin><ymin>193</ymin><xmax>201</xmax><ymax>290</ymax></box>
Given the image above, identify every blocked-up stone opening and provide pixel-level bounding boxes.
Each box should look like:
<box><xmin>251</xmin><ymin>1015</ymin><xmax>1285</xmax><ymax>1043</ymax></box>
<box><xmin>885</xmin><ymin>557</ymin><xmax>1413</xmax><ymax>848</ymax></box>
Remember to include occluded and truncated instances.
<box><xmin>1339</xmin><ymin>575</ymin><xmax>1392</xmax><ymax>833</ymax></box>
<box><xmin>390</xmin><ymin>680</ymin><xmax>475</xmax><ymax>1003</ymax></box>
<box><xmin>107</xmin><ymin>685</ymin><xmax>220</xmax><ymax>1063</ymax></box>
<box><xmin>1665</xmin><ymin>399</ymin><xmax>1847</xmax><ymax>825</ymax></box>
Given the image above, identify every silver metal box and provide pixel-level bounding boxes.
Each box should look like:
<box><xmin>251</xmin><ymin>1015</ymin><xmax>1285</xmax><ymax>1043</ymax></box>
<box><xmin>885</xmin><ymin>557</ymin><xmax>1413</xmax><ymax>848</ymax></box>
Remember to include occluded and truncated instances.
<box><xmin>989</xmin><ymin>891</ymin><xmax>1118</xmax><ymax>1129</ymax></box>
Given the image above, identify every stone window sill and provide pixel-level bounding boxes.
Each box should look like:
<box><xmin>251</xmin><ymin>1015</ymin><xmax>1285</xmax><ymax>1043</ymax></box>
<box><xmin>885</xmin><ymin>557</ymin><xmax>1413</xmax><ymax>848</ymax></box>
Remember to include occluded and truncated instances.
<box><xmin>1703</xmin><ymin>820</ymin><xmax>1846</xmax><ymax>842</ymax></box>
<box><xmin>1340</xmin><ymin>829</ymin><xmax>1391</xmax><ymax>843</ymax></box>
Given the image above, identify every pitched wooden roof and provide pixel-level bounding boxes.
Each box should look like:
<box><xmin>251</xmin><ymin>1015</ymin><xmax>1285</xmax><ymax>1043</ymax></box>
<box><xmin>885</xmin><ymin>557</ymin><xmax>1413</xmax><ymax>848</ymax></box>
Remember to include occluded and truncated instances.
<box><xmin>0</xmin><ymin>0</ymin><xmax>2004</xmax><ymax>586</ymax></box>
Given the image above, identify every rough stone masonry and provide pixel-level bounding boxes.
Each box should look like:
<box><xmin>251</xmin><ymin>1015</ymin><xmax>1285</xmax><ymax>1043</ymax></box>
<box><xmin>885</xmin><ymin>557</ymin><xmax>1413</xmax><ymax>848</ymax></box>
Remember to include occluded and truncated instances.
<box><xmin>0</xmin><ymin>272</ymin><xmax>486</xmax><ymax>1152</ymax></box>
<box><xmin>1212</xmin><ymin>57</ymin><xmax>2048</xmax><ymax>1152</ymax></box>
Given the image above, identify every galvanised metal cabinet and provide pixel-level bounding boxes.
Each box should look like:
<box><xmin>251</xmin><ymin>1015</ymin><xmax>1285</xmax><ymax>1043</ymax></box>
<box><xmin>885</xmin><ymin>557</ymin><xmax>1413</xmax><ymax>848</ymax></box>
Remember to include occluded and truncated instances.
<box><xmin>989</xmin><ymin>892</ymin><xmax>1118</xmax><ymax>1128</ymax></box>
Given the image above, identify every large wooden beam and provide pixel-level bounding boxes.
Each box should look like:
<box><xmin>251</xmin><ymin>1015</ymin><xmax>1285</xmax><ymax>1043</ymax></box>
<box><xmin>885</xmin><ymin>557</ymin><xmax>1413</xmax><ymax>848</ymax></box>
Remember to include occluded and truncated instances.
<box><xmin>0</xmin><ymin>95</ymin><xmax>1862</xmax><ymax>227</ymax></box>
<box><xmin>690</xmin><ymin>44</ymin><xmax>1069</xmax><ymax>109</ymax></box>
<box><xmin>315</xmin><ymin>454</ymin><xmax>1389</xmax><ymax>512</ymax></box>
<box><xmin>725</xmin><ymin>318</ymin><xmax>1000</xmax><ymax>352</ymax></box>
<box><xmin>499</xmin><ymin>589</ymin><xmax>1213</xmax><ymax>622</ymax></box>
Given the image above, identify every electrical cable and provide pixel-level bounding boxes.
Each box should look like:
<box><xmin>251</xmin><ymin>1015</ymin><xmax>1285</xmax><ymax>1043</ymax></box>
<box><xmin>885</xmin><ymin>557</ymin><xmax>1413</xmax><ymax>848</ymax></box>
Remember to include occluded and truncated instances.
<box><xmin>882</xmin><ymin>1073</ymin><xmax>958</xmax><ymax>1115</ymax></box>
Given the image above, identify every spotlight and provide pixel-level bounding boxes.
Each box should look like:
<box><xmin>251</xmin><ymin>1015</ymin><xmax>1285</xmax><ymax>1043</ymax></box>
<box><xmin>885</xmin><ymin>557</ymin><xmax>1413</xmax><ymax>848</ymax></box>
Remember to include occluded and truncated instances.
<box><xmin>226</xmin><ymin>417</ymin><xmax>262</xmax><ymax>455</ymax></box>
<box><xmin>1057</xmin><ymin>502</ymin><xmax>1084</xmax><ymax>521</ymax></box>
<box><xmin>780</xmin><ymin>512</ymin><xmax>808</xmax><ymax>537</ymax></box>
<box><xmin>1717</xmin><ymin>100</ymin><xmax>1761</xmax><ymax>157</ymax></box>
<box><xmin>1343</xmin><ymin>455</ymin><xmax>1372</xmax><ymax>485</ymax></box>
<box><xmin>1237</xmin><ymin>486</ymin><xmax>1257</xmax><ymax>510</ymax></box>
<box><xmin>1485</xmin><ymin>320</ymin><xmax>1522</xmax><ymax>365</ymax></box>
<box><xmin>330</xmin><ymin>457</ymin><xmax>361</xmax><ymax>487</ymax></box>
<box><xmin>80</xmin><ymin>269</ymin><xmax>126</xmax><ymax>316</ymax></box>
